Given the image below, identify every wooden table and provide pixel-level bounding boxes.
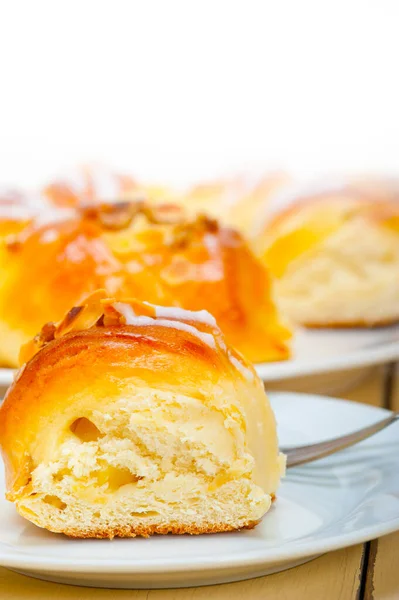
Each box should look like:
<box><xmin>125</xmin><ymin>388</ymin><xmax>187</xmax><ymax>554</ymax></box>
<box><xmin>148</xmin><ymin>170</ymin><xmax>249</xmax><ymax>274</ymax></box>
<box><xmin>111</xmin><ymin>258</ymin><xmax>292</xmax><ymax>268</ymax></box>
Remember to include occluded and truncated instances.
<box><xmin>1</xmin><ymin>365</ymin><xmax>398</xmax><ymax>599</ymax></box>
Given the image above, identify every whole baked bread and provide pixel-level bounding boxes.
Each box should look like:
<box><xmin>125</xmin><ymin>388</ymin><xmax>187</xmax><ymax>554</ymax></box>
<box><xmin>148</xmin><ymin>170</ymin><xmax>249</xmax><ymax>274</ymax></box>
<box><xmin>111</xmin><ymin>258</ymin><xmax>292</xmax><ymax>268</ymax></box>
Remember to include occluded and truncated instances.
<box><xmin>0</xmin><ymin>292</ymin><xmax>285</xmax><ymax>538</ymax></box>
<box><xmin>0</xmin><ymin>201</ymin><xmax>291</xmax><ymax>366</ymax></box>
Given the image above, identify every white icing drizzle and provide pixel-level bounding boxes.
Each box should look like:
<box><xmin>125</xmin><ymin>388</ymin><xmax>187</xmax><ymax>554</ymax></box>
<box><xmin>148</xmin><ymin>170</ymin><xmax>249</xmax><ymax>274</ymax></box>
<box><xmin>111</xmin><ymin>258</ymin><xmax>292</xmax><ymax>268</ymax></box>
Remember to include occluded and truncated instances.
<box><xmin>112</xmin><ymin>301</ymin><xmax>143</xmax><ymax>323</ymax></box>
<box><xmin>112</xmin><ymin>302</ymin><xmax>216</xmax><ymax>348</ymax></box>
<box><xmin>228</xmin><ymin>352</ymin><xmax>254</xmax><ymax>381</ymax></box>
<box><xmin>146</xmin><ymin>303</ymin><xmax>218</xmax><ymax>328</ymax></box>
<box><xmin>112</xmin><ymin>301</ymin><xmax>252</xmax><ymax>380</ymax></box>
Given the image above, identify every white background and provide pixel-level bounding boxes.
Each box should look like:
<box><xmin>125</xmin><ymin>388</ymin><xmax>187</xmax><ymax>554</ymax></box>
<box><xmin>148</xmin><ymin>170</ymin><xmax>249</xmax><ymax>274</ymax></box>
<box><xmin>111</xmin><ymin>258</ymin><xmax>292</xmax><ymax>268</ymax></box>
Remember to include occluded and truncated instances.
<box><xmin>1</xmin><ymin>0</ymin><xmax>399</xmax><ymax>187</ymax></box>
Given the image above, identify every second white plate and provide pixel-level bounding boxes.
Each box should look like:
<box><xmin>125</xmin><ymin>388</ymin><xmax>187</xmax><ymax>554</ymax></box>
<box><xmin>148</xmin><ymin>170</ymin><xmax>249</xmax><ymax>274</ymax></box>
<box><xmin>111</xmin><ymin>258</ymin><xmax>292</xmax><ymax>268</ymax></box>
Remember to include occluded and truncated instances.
<box><xmin>257</xmin><ymin>325</ymin><xmax>399</xmax><ymax>393</ymax></box>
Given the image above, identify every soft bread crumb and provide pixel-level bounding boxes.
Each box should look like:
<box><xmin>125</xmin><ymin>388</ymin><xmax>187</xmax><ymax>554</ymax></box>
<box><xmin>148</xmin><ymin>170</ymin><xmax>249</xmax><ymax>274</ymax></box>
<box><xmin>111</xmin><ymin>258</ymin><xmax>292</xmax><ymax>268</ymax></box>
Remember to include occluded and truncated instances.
<box><xmin>13</xmin><ymin>388</ymin><xmax>277</xmax><ymax>537</ymax></box>
<box><xmin>274</xmin><ymin>219</ymin><xmax>399</xmax><ymax>326</ymax></box>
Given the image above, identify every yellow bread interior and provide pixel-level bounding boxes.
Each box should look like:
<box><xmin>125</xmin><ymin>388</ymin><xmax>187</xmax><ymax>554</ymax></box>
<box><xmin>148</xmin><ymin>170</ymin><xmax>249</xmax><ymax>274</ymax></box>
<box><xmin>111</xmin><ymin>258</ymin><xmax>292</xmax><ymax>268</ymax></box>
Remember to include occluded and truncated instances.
<box><xmin>14</xmin><ymin>381</ymin><xmax>283</xmax><ymax>536</ymax></box>
<box><xmin>260</xmin><ymin>195</ymin><xmax>399</xmax><ymax>326</ymax></box>
<box><xmin>271</xmin><ymin>218</ymin><xmax>399</xmax><ymax>326</ymax></box>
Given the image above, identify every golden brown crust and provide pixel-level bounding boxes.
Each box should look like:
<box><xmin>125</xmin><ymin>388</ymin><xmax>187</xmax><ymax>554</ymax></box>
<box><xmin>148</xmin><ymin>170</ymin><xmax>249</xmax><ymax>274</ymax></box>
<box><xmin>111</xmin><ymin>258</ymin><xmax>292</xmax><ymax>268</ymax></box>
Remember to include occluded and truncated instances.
<box><xmin>18</xmin><ymin>292</ymin><xmax>234</xmax><ymax>367</ymax></box>
<box><xmin>48</xmin><ymin>520</ymin><xmax>259</xmax><ymax>539</ymax></box>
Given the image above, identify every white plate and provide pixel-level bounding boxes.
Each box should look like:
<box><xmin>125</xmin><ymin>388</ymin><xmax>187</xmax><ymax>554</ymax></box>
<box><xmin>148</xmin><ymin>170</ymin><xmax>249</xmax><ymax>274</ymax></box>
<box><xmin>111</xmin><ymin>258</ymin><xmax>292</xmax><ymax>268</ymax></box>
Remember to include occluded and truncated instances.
<box><xmin>1</xmin><ymin>326</ymin><xmax>399</xmax><ymax>394</ymax></box>
<box><xmin>257</xmin><ymin>325</ymin><xmax>399</xmax><ymax>393</ymax></box>
<box><xmin>257</xmin><ymin>325</ymin><xmax>399</xmax><ymax>380</ymax></box>
<box><xmin>1</xmin><ymin>392</ymin><xmax>399</xmax><ymax>589</ymax></box>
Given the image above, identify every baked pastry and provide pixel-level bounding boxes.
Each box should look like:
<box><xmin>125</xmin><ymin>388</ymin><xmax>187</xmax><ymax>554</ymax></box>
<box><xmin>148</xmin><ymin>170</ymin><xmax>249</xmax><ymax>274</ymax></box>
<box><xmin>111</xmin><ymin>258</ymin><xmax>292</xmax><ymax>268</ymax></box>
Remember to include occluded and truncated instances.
<box><xmin>0</xmin><ymin>201</ymin><xmax>291</xmax><ymax>366</ymax></box>
<box><xmin>177</xmin><ymin>172</ymin><xmax>290</xmax><ymax>237</ymax></box>
<box><xmin>258</xmin><ymin>179</ymin><xmax>399</xmax><ymax>327</ymax></box>
<box><xmin>43</xmin><ymin>164</ymin><xmax>139</xmax><ymax>207</ymax></box>
<box><xmin>0</xmin><ymin>293</ymin><xmax>285</xmax><ymax>537</ymax></box>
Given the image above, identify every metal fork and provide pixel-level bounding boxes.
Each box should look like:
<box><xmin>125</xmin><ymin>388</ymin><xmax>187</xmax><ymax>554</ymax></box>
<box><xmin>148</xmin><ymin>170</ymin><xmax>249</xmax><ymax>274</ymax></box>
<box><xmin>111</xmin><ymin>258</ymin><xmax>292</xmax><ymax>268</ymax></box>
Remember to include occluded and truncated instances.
<box><xmin>282</xmin><ymin>412</ymin><xmax>399</xmax><ymax>468</ymax></box>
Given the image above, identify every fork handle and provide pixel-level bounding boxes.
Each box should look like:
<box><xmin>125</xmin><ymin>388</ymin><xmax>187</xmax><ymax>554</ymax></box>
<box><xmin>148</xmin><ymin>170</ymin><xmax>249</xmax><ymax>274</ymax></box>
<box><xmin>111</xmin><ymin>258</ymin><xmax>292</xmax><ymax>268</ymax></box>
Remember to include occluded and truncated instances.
<box><xmin>281</xmin><ymin>413</ymin><xmax>399</xmax><ymax>468</ymax></box>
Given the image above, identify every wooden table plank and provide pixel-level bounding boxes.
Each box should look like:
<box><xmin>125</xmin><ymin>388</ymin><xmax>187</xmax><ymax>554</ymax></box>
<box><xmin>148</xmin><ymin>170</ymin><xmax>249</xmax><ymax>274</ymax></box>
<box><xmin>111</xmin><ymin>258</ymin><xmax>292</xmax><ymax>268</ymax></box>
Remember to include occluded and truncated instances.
<box><xmin>390</xmin><ymin>364</ymin><xmax>399</xmax><ymax>412</ymax></box>
<box><xmin>362</xmin><ymin>364</ymin><xmax>399</xmax><ymax>599</ymax></box>
<box><xmin>364</xmin><ymin>533</ymin><xmax>399</xmax><ymax>600</ymax></box>
<box><xmin>0</xmin><ymin>545</ymin><xmax>365</xmax><ymax>600</ymax></box>
<box><xmin>343</xmin><ymin>367</ymin><xmax>383</xmax><ymax>406</ymax></box>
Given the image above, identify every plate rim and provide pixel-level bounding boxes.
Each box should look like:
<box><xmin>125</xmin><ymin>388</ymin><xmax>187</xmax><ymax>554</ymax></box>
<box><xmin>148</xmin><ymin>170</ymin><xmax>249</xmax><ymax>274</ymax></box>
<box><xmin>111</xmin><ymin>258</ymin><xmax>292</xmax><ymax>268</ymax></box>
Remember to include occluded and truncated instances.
<box><xmin>0</xmin><ymin>518</ymin><xmax>399</xmax><ymax>574</ymax></box>
<box><xmin>255</xmin><ymin>335</ymin><xmax>399</xmax><ymax>380</ymax></box>
<box><xmin>0</xmin><ymin>394</ymin><xmax>398</xmax><ymax>575</ymax></box>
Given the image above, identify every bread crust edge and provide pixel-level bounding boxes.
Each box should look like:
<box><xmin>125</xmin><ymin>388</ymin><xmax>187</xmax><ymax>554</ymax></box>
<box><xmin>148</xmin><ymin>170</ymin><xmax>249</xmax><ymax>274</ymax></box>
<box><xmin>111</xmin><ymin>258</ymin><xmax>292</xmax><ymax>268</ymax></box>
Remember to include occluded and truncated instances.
<box><xmin>43</xmin><ymin>519</ymin><xmax>260</xmax><ymax>539</ymax></box>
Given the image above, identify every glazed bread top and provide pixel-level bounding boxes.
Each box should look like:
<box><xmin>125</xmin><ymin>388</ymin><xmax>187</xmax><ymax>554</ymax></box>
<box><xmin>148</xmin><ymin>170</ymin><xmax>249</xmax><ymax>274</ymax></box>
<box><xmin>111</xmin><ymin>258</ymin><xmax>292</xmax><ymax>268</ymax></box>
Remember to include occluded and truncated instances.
<box><xmin>0</xmin><ymin>201</ymin><xmax>290</xmax><ymax>364</ymax></box>
<box><xmin>259</xmin><ymin>181</ymin><xmax>399</xmax><ymax>278</ymax></box>
<box><xmin>0</xmin><ymin>292</ymin><xmax>281</xmax><ymax>501</ymax></box>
